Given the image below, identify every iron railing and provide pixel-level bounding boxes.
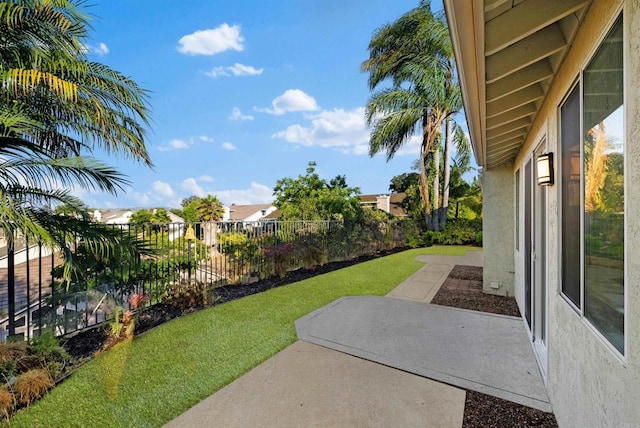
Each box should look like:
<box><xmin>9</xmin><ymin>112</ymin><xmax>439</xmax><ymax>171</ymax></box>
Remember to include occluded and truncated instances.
<box><xmin>0</xmin><ymin>219</ymin><xmax>420</xmax><ymax>341</ymax></box>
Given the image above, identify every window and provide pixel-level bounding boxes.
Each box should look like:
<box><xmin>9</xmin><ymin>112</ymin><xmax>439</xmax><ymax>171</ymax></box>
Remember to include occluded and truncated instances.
<box><xmin>560</xmin><ymin>14</ymin><xmax>624</xmax><ymax>354</ymax></box>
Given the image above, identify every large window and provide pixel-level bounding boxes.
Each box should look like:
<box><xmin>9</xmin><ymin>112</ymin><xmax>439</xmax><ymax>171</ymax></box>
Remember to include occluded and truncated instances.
<box><xmin>560</xmin><ymin>14</ymin><xmax>624</xmax><ymax>355</ymax></box>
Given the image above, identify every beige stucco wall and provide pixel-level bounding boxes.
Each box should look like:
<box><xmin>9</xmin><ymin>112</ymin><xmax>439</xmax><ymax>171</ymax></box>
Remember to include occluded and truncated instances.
<box><xmin>481</xmin><ymin>164</ymin><xmax>515</xmax><ymax>296</ymax></box>
<box><xmin>510</xmin><ymin>0</ymin><xmax>640</xmax><ymax>426</ymax></box>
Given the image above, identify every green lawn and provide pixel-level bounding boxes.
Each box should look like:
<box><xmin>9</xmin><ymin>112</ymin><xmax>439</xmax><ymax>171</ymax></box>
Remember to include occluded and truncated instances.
<box><xmin>8</xmin><ymin>246</ymin><xmax>477</xmax><ymax>427</ymax></box>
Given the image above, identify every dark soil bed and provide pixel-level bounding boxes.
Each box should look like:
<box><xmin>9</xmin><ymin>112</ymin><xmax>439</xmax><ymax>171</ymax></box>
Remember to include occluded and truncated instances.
<box><xmin>432</xmin><ymin>265</ymin><xmax>558</xmax><ymax>428</ymax></box>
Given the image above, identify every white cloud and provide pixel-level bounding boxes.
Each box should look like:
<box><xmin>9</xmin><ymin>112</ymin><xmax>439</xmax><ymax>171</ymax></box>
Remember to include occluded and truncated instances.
<box><xmin>181</xmin><ymin>178</ymin><xmax>206</xmax><ymax>197</ymax></box>
<box><xmin>206</xmin><ymin>63</ymin><xmax>263</xmax><ymax>78</ymax></box>
<box><xmin>81</xmin><ymin>42</ymin><xmax>110</xmax><ymax>56</ymax></box>
<box><xmin>205</xmin><ymin>66</ymin><xmax>229</xmax><ymax>78</ymax></box>
<box><xmin>228</xmin><ymin>63</ymin><xmax>263</xmax><ymax>76</ymax></box>
<box><xmin>215</xmin><ymin>182</ymin><xmax>273</xmax><ymax>205</ymax></box>
<box><xmin>395</xmin><ymin>134</ymin><xmax>421</xmax><ymax>157</ymax></box>
<box><xmin>159</xmin><ymin>139</ymin><xmax>190</xmax><ymax>151</ymax></box>
<box><xmin>152</xmin><ymin>181</ymin><xmax>175</xmax><ymax>199</ymax></box>
<box><xmin>198</xmin><ymin>175</ymin><xmax>214</xmax><ymax>182</ymax></box>
<box><xmin>229</xmin><ymin>107</ymin><xmax>254</xmax><ymax>121</ymax></box>
<box><xmin>257</xmin><ymin>89</ymin><xmax>318</xmax><ymax>115</ymax></box>
<box><xmin>221</xmin><ymin>142</ymin><xmax>237</xmax><ymax>150</ymax></box>
<box><xmin>178</xmin><ymin>179</ymin><xmax>272</xmax><ymax>206</ymax></box>
<box><xmin>272</xmin><ymin>107</ymin><xmax>371</xmax><ymax>154</ymax></box>
<box><xmin>178</xmin><ymin>23</ymin><xmax>244</xmax><ymax>55</ymax></box>
<box><xmin>94</xmin><ymin>42</ymin><xmax>109</xmax><ymax>55</ymax></box>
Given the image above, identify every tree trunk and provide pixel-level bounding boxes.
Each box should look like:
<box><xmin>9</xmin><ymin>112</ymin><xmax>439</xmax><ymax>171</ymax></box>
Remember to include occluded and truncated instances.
<box><xmin>418</xmin><ymin>149</ymin><xmax>431</xmax><ymax>230</ymax></box>
<box><xmin>440</xmin><ymin>117</ymin><xmax>451</xmax><ymax>226</ymax></box>
<box><xmin>432</xmin><ymin>139</ymin><xmax>440</xmax><ymax>232</ymax></box>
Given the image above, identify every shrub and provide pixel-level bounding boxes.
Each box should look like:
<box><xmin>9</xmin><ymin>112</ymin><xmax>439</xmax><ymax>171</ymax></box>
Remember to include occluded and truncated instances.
<box><xmin>30</xmin><ymin>331</ymin><xmax>67</xmax><ymax>362</ymax></box>
<box><xmin>162</xmin><ymin>281</ymin><xmax>215</xmax><ymax>310</ymax></box>
<box><xmin>420</xmin><ymin>231</ymin><xmax>435</xmax><ymax>247</ymax></box>
<box><xmin>14</xmin><ymin>369</ymin><xmax>52</xmax><ymax>406</ymax></box>
<box><xmin>0</xmin><ymin>387</ymin><xmax>14</xmax><ymax>418</ymax></box>
<box><xmin>263</xmin><ymin>243</ymin><xmax>295</xmax><ymax>277</ymax></box>
<box><xmin>475</xmin><ymin>231</ymin><xmax>483</xmax><ymax>246</ymax></box>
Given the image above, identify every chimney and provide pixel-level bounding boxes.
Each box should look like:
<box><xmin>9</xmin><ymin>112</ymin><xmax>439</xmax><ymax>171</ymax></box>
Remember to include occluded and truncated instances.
<box><xmin>376</xmin><ymin>195</ymin><xmax>390</xmax><ymax>213</ymax></box>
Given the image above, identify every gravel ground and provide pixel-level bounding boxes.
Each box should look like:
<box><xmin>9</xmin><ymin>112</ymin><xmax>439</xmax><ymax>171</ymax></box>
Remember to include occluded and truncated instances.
<box><xmin>432</xmin><ymin>265</ymin><xmax>558</xmax><ymax>428</ymax></box>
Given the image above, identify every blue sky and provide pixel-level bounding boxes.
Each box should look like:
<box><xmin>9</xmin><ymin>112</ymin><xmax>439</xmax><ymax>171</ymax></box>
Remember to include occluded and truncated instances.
<box><xmin>80</xmin><ymin>0</ymin><xmax>448</xmax><ymax>209</ymax></box>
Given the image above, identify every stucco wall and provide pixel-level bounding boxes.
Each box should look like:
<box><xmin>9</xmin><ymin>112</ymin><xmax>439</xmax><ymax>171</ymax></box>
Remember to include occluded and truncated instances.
<box><xmin>511</xmin><ymin>0</ymin><xmax>640</xmax><ymax>426</ymax></box>
<box><xmin>482</xmin><ymin>164</ymin><xmax>515</xmax><ymax>296</ymax></box>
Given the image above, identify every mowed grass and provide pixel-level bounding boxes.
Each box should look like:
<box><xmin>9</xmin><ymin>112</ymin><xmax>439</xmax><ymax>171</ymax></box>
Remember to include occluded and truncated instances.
<box><xmin>8</xmin><ymin>246</ymin><xmax>477</xmax><ymax>427</ymax></box>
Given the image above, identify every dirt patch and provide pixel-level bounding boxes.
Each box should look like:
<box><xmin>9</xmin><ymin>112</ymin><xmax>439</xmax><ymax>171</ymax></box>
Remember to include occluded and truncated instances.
<box><xmin>431</xmin><ymin>265</ymin><xmax>558</xmax><ymax>428</ymax></box>
<box><xmin>431</xmin><ymin>265</ymin><xmax>521</xmax><ymax>317</ymax></box>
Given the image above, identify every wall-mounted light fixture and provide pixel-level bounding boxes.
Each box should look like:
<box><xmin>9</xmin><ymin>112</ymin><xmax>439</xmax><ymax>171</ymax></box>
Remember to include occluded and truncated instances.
<box><xmin>536</xmin><ymin>152</ymin><xmax>554</xmax><ymax>186</ymax></box>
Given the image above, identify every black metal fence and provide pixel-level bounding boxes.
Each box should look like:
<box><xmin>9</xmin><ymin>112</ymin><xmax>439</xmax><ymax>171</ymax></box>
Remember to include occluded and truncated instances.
<box><xmin>0</xmin><ymin>219</ymin><xmax>420</xmax><ymax>341</ymax></box>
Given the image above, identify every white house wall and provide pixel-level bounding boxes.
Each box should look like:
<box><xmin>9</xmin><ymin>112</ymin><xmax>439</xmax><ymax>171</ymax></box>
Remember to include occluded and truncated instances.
<box><xmin>510</xmin><ymin>0</ymin><xmax>640</xmax><ymax>426</ymax></box>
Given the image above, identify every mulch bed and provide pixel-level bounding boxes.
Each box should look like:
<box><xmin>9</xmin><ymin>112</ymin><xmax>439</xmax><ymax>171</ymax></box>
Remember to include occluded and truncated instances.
<box><xmin>431</xmin><ymin>265</ymin><xmax>558</xmax><ymax>428</ymax></box>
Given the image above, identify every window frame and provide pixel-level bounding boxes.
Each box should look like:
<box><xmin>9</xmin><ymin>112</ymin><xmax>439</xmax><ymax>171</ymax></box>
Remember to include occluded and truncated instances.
<box><xmin>557</xmin><ymin>9</ymin><xmax>626</xmax><ymax>360</ymax></box>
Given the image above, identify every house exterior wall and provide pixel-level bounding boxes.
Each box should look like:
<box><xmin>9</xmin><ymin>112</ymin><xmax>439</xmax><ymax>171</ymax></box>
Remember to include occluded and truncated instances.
<box><xmin>509</xmin><ymin>1</ymin><xmax>640</xmax><ymax>426</ymax></box>
<box><xmin>482</xmin><ymin>164</ymin><xmax>514</xmax><ymax>297</ymax></box>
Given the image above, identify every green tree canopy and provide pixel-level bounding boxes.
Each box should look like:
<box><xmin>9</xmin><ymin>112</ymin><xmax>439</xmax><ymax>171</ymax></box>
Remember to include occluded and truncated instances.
<box><xmin>195</xmin><ymin>195</ymin><xmax>224</xmax><ymax>222</ymax></box>
<box><xmin>273</xmin><ymin>162</ymin><xmax>362</xmax><ymax>221</ymax></box>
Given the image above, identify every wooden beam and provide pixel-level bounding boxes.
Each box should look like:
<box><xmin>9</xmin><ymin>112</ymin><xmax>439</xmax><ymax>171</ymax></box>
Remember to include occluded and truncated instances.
<box><xmin>486</xmin><ymin>104</ymin><xmax>536</xmax><ymax>130</ymax></box>
<box><xmin>487</xmin><ymin>138</ymin><xmax>523</xmax><ymax>155</ymax></box>
<box><xmin>486</xmin><ymin>24</ymin><xmax>566</xmax><ymax>83</ymax></box>
<box><xmin>486</xmin><ymin>85</ymin><xmax>543</xmax><ymax>118</ymax></box>
<box><xmin>486</xmin><ymin>118</ymin><xmax>531</xmax><ymax>140</ymax></box>
<box><xmin>485</xmin><ymin>0</ymin><xmax>588</xmax><ymax>55</ymax></box>
<box><xmin>486</xmin><ymin>61</ymin><xmax>554</xmax><ymax>102</ymax></box>
<box><xmin>487</xmin><ymin>128</ymin><xmax>527</xmax><ymax>146</ymax></box>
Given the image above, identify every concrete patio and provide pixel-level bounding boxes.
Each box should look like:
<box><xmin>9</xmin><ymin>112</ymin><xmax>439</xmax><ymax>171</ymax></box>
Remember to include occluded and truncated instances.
<box><xmin>166</xmin><ymin>250</ymin><xmax>550</xmax><ymax>427</ymax></box>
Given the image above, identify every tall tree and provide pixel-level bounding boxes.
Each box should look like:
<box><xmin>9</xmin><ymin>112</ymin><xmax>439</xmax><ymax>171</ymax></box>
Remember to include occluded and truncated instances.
<box><xmin>195</xmin><ymin>195</ymin><xmax>224</xmax><ymax>222</ymax></box>
<box><xmin>273</xmin><ymin>162</ymin><xmax>362</xmax><ymax>221</ymax></box>
<box><xmin>0</xmin><ymin>0</ymin><xmax>152</xmax><ymax>281</ymax></box>
<box><xmin>362</xmin><ymin>0</ymin><xmax>461</xmax><ymax>230</ymax></box>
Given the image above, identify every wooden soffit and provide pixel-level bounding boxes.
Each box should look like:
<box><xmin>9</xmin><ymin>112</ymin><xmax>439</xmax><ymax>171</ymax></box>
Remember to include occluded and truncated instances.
<box><xmin>444</xmin><ymin>0</ymin><xmax>592</xmax><ymax>169</ymax></box>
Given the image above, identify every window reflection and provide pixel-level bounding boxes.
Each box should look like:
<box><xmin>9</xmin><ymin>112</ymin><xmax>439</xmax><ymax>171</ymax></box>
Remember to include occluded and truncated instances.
<box><xmin>583</xmin><ymin>16</ymin><xmax>624</xmax><ymax>354</ymax></box>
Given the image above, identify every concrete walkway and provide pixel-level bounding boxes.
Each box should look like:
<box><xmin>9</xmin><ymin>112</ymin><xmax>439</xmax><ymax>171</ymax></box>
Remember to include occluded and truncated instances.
<box><xmin>166</xmin><ymin>250</ymin><xmax>548</xmax><ymax>427</ymax></box>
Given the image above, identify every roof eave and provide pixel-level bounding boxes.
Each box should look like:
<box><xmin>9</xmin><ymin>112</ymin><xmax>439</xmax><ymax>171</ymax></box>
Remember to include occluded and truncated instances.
<box><xmin>444</xmin><ymin>0</ymin><xmax>487</xmax><ymax>168</ymax></box>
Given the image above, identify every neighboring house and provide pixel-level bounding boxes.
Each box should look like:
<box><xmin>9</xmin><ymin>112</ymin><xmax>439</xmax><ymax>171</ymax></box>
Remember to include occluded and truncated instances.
<box><xmin>164</xmin><ymin>210</ymin><xmax>185</xmax><ymax>242</ymax></box>
<box><xmin>222</xmin><ymin>204</ymin><xmax>277</xmax><ymax>223</ymax></box>
<box><xmin>444</xmin><ymin>1</ymin><xmax>636</xmax><ymax>426</ymax></box>
<box><xmin>91</xmin><ymin>209</ymin><xmax>133</xmax><ymax>224</ymax></box>
<box><xmin>358</xmin><ymin>193</ymin><xmax>408</xmax><ymax>217</ymax></box>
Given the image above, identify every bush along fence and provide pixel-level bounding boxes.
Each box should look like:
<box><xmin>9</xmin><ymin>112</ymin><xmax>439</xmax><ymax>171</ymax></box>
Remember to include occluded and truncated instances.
<box><xmin>0</xmin><ymin>218</ymin><xmax>421</xmax><ymax>342</ymax></box>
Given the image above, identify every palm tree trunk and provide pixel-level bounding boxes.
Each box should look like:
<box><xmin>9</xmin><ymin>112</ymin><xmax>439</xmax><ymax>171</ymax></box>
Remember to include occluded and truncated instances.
<box><xmin>432</xmin><ymin>139</ymin><xmax>440</xmax><ymax>231</ymax></box>
<box><xmin>420</xmin><ymin>116</ymin><xmax>432</xmax><ymax>230</ymax></box>
<box><xmin>440</xmin><ymin>116</ymin><xmax>451</xmax><ymax>227</ymax></box>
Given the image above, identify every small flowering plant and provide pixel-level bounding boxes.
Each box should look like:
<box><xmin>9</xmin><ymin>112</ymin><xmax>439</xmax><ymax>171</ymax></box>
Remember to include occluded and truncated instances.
<box><xmin>108</xmin><ymin>292</ymin><xmax>150</xmax><ymax>345</ymax></box>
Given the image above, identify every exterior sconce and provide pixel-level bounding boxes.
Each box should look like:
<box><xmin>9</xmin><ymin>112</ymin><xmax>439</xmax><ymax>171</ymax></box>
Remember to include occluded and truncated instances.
<box><xmin>536</xmin><ymin>152</ymin><xmax>554</xmax><ymax>186</ymax></box>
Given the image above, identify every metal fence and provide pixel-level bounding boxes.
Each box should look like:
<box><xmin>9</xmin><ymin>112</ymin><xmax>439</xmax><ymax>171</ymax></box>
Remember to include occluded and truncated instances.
<box><xmin>0</xmin><ymin>218</ymin><xmax>420</xmax><ymax>341</ymax></box>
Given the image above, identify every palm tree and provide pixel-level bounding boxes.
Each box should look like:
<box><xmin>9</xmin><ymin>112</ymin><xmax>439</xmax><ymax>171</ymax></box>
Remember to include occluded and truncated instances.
<box><xmin>195</xmin><ymin>195</ymin><xmax>225</xmax><ymax>222</ymax></box>
<box><xmin>362</xmin><ymin>0</ymin><xmax>461</xmax><ymax>230</ymax></box>
<box><xmin>1</xmin><ymin>1</ymin><xmax>151</xmax><ymax>162</ymax></box>
<box><xmin>0</xmin><ymin>0</ymin><xmax>153</xmax><ymax>284</ymax></box>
